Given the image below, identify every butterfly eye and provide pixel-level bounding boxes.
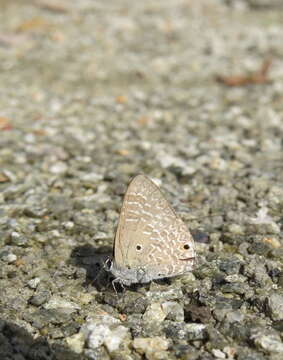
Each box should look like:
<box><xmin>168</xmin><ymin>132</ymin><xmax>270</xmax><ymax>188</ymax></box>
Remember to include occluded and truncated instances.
<box><xmin>136</xmin><ymin>245</ymin><xmax>142</xmax><ymax>251</ymax></box>
<box><xmin>183</xmin><ymin>244</ymin><xmax>190</xmax><ymax>250</ymax></box>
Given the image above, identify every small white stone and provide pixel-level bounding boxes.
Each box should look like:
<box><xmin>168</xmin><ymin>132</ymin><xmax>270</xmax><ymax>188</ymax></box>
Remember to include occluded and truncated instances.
<box><xmin>104</xmin><ymin>325</ymin><xmax>129</xmax><ymax>353</ymax></box>
<box><xmin>44</xmin><ymin>296</ymin><xmax>80</xmax><ymax>313</ymax></box>
<box><xmin>247</xmin><ymin>208</ymin><xmax>281</xmax><ymax>234</ymax></box>
<box><xmin>143</xmin><ymin>303</ymin><xmax>167</xmax><ymax>323</ymax></box>
<box><xmin>78</xmin><ymin>293</ymin><xmax>93</xmax><ymax>305</ymax></box>
<box><xmin>223</xmin><ymin>346</ymin><xmax>236</xmax><ymax>359</ymax></box>
<box><xmin>159</xmin><ymin>154</ymin><xmax>187</xmax><ymax>170</ymax></box>
<box><xmin>183</xmin><ymin>166</ymin><xmax>197</xmax><ymax>175</ymax></box>
<box><xmin>225</xmin><ymin>274</ymin><xmax>246</xmax><ymax>283</ymax></box>
<box><xmin>27</xmin><ymin>277</ymin><xmax>41</xmax><ymax>289</ymax></box>
<box><xmin>186</xmin><ymin>323</ymin><xmax>206</xmax><ymax>339</ymax></box>
<box><xmin>5</xmin><ymin>253</ymin><xmax>17</xmax><ymax>263</ymax></box>
<box><xmin>50</xmin><ymin>230</ymin><xmax>60</xmax><ymax>237</ymax></box>
<box><xmin>266</xmin><ymin>293</ymin><xmax>283</xmax><ymax>321</ymax></box>
<box><xmin>80</xmin><ymin>172</ymin><xmax>103</xmax><ymax>182</ymax></box>
<box><xmin>253</xmin><ymin>333</ymin><xmax>283</xmax><ymax>353</ymax></box>
<box><xmin>132</xmin><ymin>337</ymin><xmax>169</xmax><ymax>360</ymax></box>
<box><xmin>63</xmin><ymin>221</ymin><xmax>74</xmax><ymax>230</ymax></box>
<box><xmin>24</xmin><ymin>133</ymin><xmax>36</xmax><ymax>143</ymax></box>
<box><xmin>227</xmin><ymin>224</ymin><xmax>244</xmax><ymax>235</ymax></box>
<box><xmin>49</xmin><ymin>161</ymin><xmax>68</xmax><ymax>174</ymax></box>
<box><xmin>249</xmin><ymin>208</ymin><xmax>279</xmax><ymax>227</ymax></box>
<box><xmin>66</xmin><ymin>332</ymin><xmax>85</xmax><ymax>354</ymax></box>
<box><xmin>81</xmin><ymin>314</ymin><xmax>130</xmax><ymax>353</ymax></box>
<box><xmin>212</xmin><ymin>349</ymin><xmax>226</xmax><ymax>359</ymax></box>
<box><xmin>11</xmin><ymin>231</ymin><xmax>20</xmax><ymax>239</ymax></box>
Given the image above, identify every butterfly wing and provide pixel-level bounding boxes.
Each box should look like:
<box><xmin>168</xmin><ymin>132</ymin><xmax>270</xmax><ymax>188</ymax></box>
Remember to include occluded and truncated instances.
<box><xmin>114</xmin><ymin>175</ymin><xmax>195</xmax><ymax>278</ymax></box>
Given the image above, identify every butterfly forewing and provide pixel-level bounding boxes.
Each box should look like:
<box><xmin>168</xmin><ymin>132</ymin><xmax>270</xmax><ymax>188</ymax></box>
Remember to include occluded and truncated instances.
<box><xmin>114</xmin><ymin>175</ymin><xmax>195</xmax><ymax>275</ymax></box>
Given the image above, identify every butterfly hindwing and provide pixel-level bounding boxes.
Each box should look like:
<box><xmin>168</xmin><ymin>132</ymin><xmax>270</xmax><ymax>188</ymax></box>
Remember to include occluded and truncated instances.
<box><xmin>114</xmin><ymin>175</ymin><xmax>195</xmax><ymax>276</ymax></box>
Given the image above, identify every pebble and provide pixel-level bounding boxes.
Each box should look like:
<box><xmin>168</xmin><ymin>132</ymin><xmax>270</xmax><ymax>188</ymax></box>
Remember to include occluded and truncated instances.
<box><xmin>162</xmin><ymin>301</ymin><xmax>184</xmax><ymax>322</ymax></box>
<box><xmin>65</xmin><ymin>332</ymin><xmax>85</xmax><ymax>354</ymax></box>
<box><xmin>262</xmin><ymin>237</ymin><xmax>281</xmax><ymax>249</ymax></box>
<box><xmin>43</xmin><ymin>296</ymin><xmax>81</xmax><ymax>314</ymax></box>
<box><xmin>218</xmin><ymin>257</ymin><xmax>242</xmax><ymax>275</ymax></box>
<box><xmin>252</xmin><ymin>332</ymin><xmax>283</xmax><ymax>354</ymax></box>
<box><xmin>27</xmin><ymin>277</ymin><xmax>41</xmax><ymax>289</ymax></box>
<box><xmin>186</xmin><ymin>323</ymin><xmax>207</xmax><ymax>341</ymax></box>
<box><xmin>10</xmin><ymin>231</ymin><xmax>28</xmax><ymax>246</ymax></box>
<box><xmin>248</xmin><ymin>208</ymin><xmax>280</xmax><ymax>234</ymax></box>
<box><xmin>132</xmin><ymin>337</ymin><xmax>169</xmax><ymax>360</ymax></box>
<box><xmin>143</xmin><ymin>303</ymin><xmax>167</xmax><ymax>324</ymax></box>
<box><xmin>266</xmin><ymin>292</ymin><xmax>283</xmax><ymax>321</ymax></box>
<box><xmin>62</xmin><ymin>221</ymin><xmax>75</xmax><ymax>230</ymax></box>
<box><xmin>225</xmin><ymin>310</ymin><xmax>245</xmax><ymax>323</ymax></box>
<box><xmin>81</xmin><ymin>314</ymin><xmax>130</xmax><ymax>353</ymax></box>
<box><xmin>211</xmin><ymin>349</ymin><xmax>226</xmax><ymax>359</ymax></box>
<box><xmin>49</xmin><ymin>161</ymin><xmax>68</xmax><ymax>174</ymax></box>
<box><xmin>224</xmin><ymin>274</ymin><xmax>246</xmax><ymax>283</ymax></box>
<box><xmin>29</xmin><ymin>291</ymin><xmax>50</xmax><ymax>306</ymax></box>
<box><xmin>0</xmin><ymin>251</ymin><xmax>17</xmax><ymax>263</ymax></box>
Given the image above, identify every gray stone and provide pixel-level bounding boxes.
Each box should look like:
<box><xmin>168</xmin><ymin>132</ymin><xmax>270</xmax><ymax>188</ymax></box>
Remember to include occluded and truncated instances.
<box><xmin>162</xmin><ymin>301</ymin><xmax>184</xmax><ymax>322</ymax></box>
<box><xmin>266</xmin><ymin>292</ymin><xmax>283</xmax><ymax>321</ymax></box>
<box><xmin>143</xmin><ymin>303</ymin><xmax>167</xmax><ymax>324</ymax></box>
<box><xmin>218</xmin><ymin>257</ymin><xmax>242</xmax><ymax>275</ymax></box>
<box><xmin>186</xmin><ymin>323</ymin><xmax>207</xmax><ymax>341</ymax></box>
<box><xmin>27</xmin><ymin>277</ymin><xmax>41</xmax><ymax>289</ymax></box>
<box><xmin>252</xmin><ymin>331</ymin><xmax>283</xmax><ymax>354</ymax></box>
<box><xmin>10</xmin><ymin>231</ymin><xmax>28</xmax><ymax>246</ymax></box>
<box><xmin>29</xmin><ymin>291</ymin><xmax>51</xmax><ymax>307</ymax></box>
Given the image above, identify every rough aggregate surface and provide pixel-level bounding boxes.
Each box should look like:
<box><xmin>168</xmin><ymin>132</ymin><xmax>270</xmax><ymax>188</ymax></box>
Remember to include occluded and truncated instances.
<box><xmin>0</xmin><ymin>0</ymin><xmax>283</xmax><ymax>359</ymax></box>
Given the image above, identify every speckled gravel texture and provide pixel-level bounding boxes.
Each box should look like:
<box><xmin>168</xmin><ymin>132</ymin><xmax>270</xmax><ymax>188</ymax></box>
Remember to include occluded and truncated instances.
<box><xmin>0</xmin><ymin>0</ymin><xmax>283</xmax><ymax>359</ymax></box>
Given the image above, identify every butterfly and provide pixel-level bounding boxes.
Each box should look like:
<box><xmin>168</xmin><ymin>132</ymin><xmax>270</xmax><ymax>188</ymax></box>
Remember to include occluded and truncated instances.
<box><xmin>109</xmin><ymin>175</ymin><xmax>196</xmax><ymax>287</ymax></box>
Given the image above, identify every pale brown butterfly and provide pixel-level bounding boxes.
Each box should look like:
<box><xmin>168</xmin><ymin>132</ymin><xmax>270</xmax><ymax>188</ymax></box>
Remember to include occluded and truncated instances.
<box><xmin>109</xmin><ymin>175</ymin><xmax>196</xmax><ymax>287</ymax></box>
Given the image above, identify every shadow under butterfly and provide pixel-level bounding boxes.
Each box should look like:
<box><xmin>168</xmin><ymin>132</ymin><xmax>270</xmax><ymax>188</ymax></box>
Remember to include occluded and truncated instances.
<box><xmin>108</xmin><ymin>174</ymin><xmax>196</xmax><ymax>290</ymax></box>
<box><xmin>70</xmin><ymin>244</ymin><xmax>112</xmax><ymax>289</ymax></box>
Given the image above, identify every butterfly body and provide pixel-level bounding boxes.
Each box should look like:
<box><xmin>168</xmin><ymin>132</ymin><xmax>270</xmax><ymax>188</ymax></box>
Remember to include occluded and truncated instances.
<box><xmin>110</xmin><ymin>175</ymin><xmax>195</xmax><ymax>286</ymax></box>
<box><xmin>109</xmin><ymin>263</ymin><xmax>149</xmax><ymax>286</ymax></box>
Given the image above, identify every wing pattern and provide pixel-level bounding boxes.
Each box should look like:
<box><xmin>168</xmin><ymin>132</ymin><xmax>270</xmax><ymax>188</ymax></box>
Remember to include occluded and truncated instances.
<box><xmin>114</xmin><ymin>175</ymin><xmax>195</xmax><ymax>278</ymax></box>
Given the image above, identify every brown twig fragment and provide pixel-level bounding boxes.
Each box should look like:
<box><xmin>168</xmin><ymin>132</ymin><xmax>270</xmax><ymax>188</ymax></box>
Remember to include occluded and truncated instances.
<box><xmin>216</xmin><ymin>58</ymin><xmax>272</xmax><ymax>86</ymax></box>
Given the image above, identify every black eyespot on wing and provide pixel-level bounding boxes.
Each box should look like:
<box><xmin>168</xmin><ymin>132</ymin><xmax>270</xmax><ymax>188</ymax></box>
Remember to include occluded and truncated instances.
<box><xmin>136</xmin><ymin>245</ymin><xmax>142</xmax><ymax>251</ymax></box>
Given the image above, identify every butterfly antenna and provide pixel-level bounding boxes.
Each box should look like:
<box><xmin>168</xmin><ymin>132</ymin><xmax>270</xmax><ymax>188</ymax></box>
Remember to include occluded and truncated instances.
<box><xmin>91</xmin><ymin>266</ymin><xmax>104</xmax><ymax>284</ymax></box>
<box><xmin>103</xmin><ymin>257</ymin><xmax>112</xmax><ymax>272</ymax></box>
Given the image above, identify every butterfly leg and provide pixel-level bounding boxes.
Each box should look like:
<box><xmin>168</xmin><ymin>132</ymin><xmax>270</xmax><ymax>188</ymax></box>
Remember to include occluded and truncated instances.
<box><xmin>112</xmin><ymin>279</ymin><xmax>118</xmax><ymax>295</ymax></box>
<box><xmin>112</xmin><ymin>278</ymin><xmax>125</xmax><ymax>295</ymax></box>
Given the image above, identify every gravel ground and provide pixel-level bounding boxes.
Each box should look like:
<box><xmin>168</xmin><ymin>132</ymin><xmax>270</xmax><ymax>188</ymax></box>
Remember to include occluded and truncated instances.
<box><xmin>0</xmin><ymin>0</ymin><xmax>283</xmax><ymax>359</ymax></box>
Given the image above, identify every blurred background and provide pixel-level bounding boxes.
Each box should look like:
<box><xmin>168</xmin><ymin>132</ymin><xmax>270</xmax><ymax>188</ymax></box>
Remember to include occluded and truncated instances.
<box><xmin>1</xmin><ymin>0</ymin><xmax>282</xmax><ymax>235</ymax></box>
